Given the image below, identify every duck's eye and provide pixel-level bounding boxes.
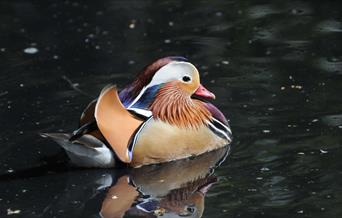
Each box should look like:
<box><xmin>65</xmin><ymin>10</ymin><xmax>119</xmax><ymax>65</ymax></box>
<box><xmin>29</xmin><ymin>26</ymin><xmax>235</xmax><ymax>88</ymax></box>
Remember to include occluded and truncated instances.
<box><xmin>182</xmin><ymin>76</ymin><xmax>191</xmax><ymax>82</ymax></box>
<box><xmin>186</xmin><ymin>206</ymin><xmax>195</xmax><ymax>213</ymax></box>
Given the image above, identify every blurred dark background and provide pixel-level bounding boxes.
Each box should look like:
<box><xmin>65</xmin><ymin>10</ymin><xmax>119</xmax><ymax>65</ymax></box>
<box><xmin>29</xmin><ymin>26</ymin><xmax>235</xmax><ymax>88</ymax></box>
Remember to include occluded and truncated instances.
<box><xmin>0</xmin><ymin>0</ymin><xmax>342</xmax><ymax>218</ymax></box>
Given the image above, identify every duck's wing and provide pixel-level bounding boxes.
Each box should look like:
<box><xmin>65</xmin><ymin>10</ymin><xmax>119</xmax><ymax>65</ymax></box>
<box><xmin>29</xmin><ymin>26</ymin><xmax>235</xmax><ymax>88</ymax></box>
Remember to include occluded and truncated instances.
<box><xmin>95</xmin><ymin>85</ymin><xmax>143</xmax><ymax>163</ymax></box>
<box><xmin>40</xmin><ymin>133</ymin><xmax>115</xmax><ymax>168</ymax></box>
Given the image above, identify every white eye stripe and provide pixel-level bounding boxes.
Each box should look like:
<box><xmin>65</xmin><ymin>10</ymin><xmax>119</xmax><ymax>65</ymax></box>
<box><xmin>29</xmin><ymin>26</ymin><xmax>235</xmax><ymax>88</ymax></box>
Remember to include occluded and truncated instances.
<box><xmin>147</xmin><ymin>61</ymin><xmax>196</xmax><ymax>88</ymax></box>
<box><xmin>127</xmin><ymin>61</ymin><xmax>198</xmax><ymax>108</ymax></box>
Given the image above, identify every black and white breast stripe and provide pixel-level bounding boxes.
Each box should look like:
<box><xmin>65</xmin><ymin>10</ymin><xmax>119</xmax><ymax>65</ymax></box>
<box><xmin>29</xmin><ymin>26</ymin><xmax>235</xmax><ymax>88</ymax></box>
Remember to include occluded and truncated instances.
<box><xmin>207</xmin><ymin>118</ymin><xmax>232</xmax><ymax>143</ymax></box>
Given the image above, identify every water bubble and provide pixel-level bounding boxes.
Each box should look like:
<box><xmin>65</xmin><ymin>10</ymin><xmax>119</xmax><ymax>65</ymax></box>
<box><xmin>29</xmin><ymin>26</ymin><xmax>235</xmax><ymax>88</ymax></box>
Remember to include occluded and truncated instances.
<box><xmin>215</xmin><ymin>11</ymin><xmax>223</xmax><ymax>17</ymax></box>
<box><xmin>129</xmin><ymin>20</ymin><xmax>136</xmax><ymax>29</ymax></box>
<box><xmin>23</xmin><ymin>47</ymin><xmax>38</xmax><ymax>54</ymax></box>
<box><xmin>129</xmin><ymin>23</ymin><xmax>135</xmax><ymax>29</ymax></box>
<box><xmin>260</xmin><ymin>167</ymin><xmax>270</xmax><ymax>172</ymax></box>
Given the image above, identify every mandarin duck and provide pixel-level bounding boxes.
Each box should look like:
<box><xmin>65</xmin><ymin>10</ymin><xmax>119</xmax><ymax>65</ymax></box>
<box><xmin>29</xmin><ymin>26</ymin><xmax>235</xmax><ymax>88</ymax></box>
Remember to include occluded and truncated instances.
<box><xmin>42</xmin><ymin>57</ymin><xmax>232</xmax><ymax>168</ymax></box>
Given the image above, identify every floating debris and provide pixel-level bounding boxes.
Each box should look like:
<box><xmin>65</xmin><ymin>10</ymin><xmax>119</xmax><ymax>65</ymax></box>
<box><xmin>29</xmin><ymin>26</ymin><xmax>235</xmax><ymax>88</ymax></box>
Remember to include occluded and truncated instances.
<box><xmin>62</xmin><ymin>75</ymin><xmax>93</xmax><ymax>98</ymax></box>
<box><xmin>316</xmin><ymin>20</ymin><xmax>342</xmax><ymax>33</ymax></box>
<box><xmin>23</xmin><ymin>47</ymin><xmax>39</xmax><ymax>54</ymax></box>
<box><xmin>260</xmin><ymin>167</ymin><xmax>270</xmax><ymax>172</ymax></box>
<box><xmin>291</xmin><ymin>85</ymin><xmax>303</xmax><ymax>90</ymax></box>
<box><xmin>129</xmin><ymin>20</ymin><xmax>136</xmax><ymax>29</ymax></box>
<box><xmin>7</xmin><ymin>208</ymin><xmax>21</xmax><ymax>215</ymax></box>
<box><xmin>320</xmin><ymin>149</ymin><xmax>328</xmax><ymax>154</ymax></box>
<box><xmin>164</xmin><ymin>39</ymin><xmax>171</xmax><ymax>44</ymax></box>
<box><xmin>262</xmin><ymin>129</ymin><xmax>271</xmax><ymax>133</ymax></box>
<box><xmin>0</xmin><ymin>91</ymin><xmax>8</xmax><ymax>97</ymax></box>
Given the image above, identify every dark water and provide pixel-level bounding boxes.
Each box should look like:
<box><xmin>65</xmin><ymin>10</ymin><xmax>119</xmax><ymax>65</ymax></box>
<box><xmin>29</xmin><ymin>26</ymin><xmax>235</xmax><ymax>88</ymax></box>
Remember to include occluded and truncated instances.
<box><xmin>1</xmin><ymin>0</ymin><xmax>342</xmax><ymax>217</ymax></box>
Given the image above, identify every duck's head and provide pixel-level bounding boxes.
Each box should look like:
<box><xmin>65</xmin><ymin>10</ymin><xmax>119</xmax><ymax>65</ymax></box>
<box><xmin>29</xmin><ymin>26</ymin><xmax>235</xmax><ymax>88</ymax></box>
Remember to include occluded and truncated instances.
<box><xmin>121</xmin><ymin>57</ymin><xmax>215</xmax><ymax>110</ymax></box>
<box><xmin>148</xmin><ymin>61</ymin><xmax>215</xmax><ymax>99</ymax></box>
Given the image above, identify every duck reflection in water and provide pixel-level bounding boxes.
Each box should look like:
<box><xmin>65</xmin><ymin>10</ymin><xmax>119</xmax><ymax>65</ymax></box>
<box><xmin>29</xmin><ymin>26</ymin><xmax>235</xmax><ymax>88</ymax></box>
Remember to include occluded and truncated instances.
<box><xmin>100</xmin><ymin>147</ymin><xmax>229</xmax><ymax>218</ymax></box>
<box><xmin>0</xmin><ymin>146</ymin><xmax>229</xmax><ymax>217</ymax></box>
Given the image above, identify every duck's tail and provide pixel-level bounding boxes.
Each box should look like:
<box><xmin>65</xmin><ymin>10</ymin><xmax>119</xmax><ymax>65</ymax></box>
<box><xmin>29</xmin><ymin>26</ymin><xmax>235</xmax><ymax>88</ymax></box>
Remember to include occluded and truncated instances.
<box><xmin>40</xmin><ymin>133</ymin><xmax>116</xmax><ymax>168</ymax></box>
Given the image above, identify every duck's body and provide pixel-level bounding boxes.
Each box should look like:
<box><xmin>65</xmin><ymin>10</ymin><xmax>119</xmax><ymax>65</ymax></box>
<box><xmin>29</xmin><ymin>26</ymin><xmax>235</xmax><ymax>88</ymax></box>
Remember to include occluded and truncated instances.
<box><xmin>131</xmin><ymin>119</ymin><xmax>227</xmax><ymax>167</ymax></box>
<box><xmin>43</xmin><ymin>57</ymin><xmax>232</xmax><ymax>168</ymax></box>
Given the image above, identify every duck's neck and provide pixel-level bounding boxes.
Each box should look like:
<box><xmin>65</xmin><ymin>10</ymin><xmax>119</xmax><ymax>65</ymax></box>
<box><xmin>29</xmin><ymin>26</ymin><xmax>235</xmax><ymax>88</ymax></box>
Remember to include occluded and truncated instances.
<box><xmin>149</xmin><ymin>84</ymin><xmax>211</xmax><ymax>129</ymax></box>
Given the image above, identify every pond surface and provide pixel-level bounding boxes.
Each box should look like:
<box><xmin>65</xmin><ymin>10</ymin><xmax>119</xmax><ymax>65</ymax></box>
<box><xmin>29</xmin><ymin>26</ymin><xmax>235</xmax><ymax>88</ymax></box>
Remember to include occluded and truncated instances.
<box><xmin>1</xmin><ymin>0</ymin><xmax>342</xmax><ymax>217</ymax></box>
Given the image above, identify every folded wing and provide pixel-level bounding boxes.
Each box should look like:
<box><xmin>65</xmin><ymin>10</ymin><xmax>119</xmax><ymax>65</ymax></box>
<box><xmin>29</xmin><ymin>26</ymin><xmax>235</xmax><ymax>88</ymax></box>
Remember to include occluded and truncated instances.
<box><xmin>95</xmin><ymin>85</ymin><xmax>143</xmax><ymax>163</ymax></box>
